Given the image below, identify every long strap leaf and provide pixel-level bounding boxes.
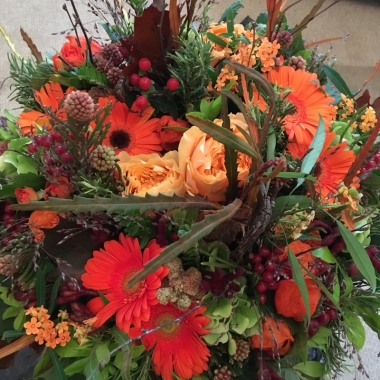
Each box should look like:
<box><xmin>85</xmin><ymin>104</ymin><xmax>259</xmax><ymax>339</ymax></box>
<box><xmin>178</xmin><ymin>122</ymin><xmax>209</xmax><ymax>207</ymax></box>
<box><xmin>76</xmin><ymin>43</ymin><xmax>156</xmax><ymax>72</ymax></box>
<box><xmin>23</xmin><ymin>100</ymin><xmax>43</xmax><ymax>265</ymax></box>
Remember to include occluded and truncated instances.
<box><xmin>11</xmin><ymin>193</ymin><xmax>218</xmax><ymax>213</ymax></box>
<box><xmin>128</xmin><ymin>199</ymin><xmax>242</xmax><ymax>287</ymax></box>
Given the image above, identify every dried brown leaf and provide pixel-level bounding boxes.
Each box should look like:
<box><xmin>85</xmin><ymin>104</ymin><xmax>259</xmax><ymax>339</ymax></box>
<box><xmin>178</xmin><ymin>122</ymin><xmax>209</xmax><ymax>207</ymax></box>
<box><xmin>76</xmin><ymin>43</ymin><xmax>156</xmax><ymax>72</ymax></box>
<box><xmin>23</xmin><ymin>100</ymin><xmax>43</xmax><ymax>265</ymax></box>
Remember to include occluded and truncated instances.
<box><xmin>20</xmin><ymin>27</ymin><xmax>43</xmax><ymax>62</ymax></box>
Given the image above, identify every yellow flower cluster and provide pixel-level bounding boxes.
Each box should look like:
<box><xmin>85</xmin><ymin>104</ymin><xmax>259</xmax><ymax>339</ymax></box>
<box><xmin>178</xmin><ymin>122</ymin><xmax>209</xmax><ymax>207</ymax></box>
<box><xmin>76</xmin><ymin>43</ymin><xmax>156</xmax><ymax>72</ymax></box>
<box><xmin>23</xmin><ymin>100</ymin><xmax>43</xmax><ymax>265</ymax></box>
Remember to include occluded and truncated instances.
<box><xmin>214</xmin><ymin>65</ymin><xmax>238</xmax><ymax>92</ymax></box>
<box><xmin>359</xmin><ymin>106</ymin><xmax>377</xmax><ymax>132</ymax></box>
<box><xmin>24</xmin><ymin>306</ymin><xmax>71</xmax><ymax>349</ymax></box>
<box><xmin>336</xmin><ymin>94</ymin><xmax>356</xmax><ymax>120</ymax></box>
<box><xmin>255</xmin><ymin>37</ymin><xmax>281</xmax><ymax>73</ymax></box>
<box><xmin>273</xmin><ymin>208</ymin><xmax>315</xmax><ymax>239</ymax></box>
<box><xmin>72</xmin><ymin>317</ymin><xmax>97</xmax><ymax>346</ymax></box>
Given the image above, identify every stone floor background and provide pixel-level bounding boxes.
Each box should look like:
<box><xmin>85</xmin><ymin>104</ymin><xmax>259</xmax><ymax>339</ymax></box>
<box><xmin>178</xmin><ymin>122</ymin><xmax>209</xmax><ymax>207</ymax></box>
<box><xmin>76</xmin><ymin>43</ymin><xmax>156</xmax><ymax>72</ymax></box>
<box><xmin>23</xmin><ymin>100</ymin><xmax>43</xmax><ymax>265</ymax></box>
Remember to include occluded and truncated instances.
<box><xmin>0</xmin><ymin>0</ymin><xmax>379</xmax><ymax>379</ymax></box>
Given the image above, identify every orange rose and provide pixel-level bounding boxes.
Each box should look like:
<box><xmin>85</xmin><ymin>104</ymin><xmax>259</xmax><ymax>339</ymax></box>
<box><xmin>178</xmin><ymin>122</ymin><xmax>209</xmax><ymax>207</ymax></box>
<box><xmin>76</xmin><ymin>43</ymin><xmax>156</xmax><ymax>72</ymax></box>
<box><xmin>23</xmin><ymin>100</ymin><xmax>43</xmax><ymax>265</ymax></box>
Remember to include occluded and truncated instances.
<box><xmin>275</xmin><ymin>278</ymin><xmax>321</xmax><ymax>322</ymax></box>
<box><xmin>60</xmin><ymin>41</ymin><xmax>85</xmax><ymax>67</ymax></box>
<box><xmin>52</xmin><ymin>54</ymin><xmax>65</xmax><ymax>71</ymax></box>
<box><xmin>250</xmin><ymin>317</ymin><xmax>294</xmax><ymax>356</ymax></box>
<box><xmin>15</xmin><ymin>187</ymin><xmax>39</xmax><ymax>204</ymax></box>
<box><xmin>118</xmin><ymin>151</ymin><xmax>185</xmax><ymax>197</ymax></box>
<box><xmin>178</xmin><ymin>126</ymin><xmax>228</xmax><ymax>202</ymax></box>
<box><xmin>45</xmin><ymin>177</ymin><xmax>74</xmax><ymax>199</ymax></box>
<box><xmin>65</xmin><ymin>36</ymin><xmax>102</xmax><ymax>54</ymax></box>
<box><xmin>28</xmin><ymin>210</ymin><xmax>60</xmax><ymax>242</ymax></box>
<box><xmin>158</xmin><ymin>116</ymin><xmax>189</xmax><ymax>151</ymax></box>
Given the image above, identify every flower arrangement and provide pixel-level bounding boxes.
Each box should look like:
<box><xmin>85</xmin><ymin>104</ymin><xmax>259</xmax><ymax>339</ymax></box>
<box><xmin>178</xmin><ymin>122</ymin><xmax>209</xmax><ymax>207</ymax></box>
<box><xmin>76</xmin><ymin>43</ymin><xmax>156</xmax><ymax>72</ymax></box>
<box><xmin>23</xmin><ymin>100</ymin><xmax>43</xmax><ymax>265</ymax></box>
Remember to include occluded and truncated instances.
<box><xmin>0</xmin><ymin>0</ymin><xmax>380</xmax><ymax>379</ymax></box>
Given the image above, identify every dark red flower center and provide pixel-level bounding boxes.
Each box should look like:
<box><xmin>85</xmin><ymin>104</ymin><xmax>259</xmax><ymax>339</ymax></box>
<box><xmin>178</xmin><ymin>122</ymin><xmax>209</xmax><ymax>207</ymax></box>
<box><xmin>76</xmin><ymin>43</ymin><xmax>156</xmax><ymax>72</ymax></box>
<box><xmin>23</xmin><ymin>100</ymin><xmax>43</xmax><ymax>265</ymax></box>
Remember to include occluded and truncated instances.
<box><xmin>110</xmin><ymin>129</ymin><xmax>131</xmax><ymax>149</ymax></box>
<box><xmin>286</xmin><ymin>94</ymin><xmax>307</xmax><ymax>123</ymax></box>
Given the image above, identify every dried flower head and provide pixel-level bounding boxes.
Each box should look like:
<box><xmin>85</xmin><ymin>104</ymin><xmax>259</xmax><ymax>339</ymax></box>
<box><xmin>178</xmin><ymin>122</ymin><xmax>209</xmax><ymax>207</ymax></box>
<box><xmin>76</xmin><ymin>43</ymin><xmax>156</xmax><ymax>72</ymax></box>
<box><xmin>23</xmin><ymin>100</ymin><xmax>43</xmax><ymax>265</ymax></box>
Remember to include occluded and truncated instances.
<box><xmin>64</xmin><ymin>90</ymin><xmax>95</xmax><ymax>121</ymax></box>
<box><xmin>89</xmin><ymin>145</ymin><xmax>118</xmax><ymax>171</ymax></box>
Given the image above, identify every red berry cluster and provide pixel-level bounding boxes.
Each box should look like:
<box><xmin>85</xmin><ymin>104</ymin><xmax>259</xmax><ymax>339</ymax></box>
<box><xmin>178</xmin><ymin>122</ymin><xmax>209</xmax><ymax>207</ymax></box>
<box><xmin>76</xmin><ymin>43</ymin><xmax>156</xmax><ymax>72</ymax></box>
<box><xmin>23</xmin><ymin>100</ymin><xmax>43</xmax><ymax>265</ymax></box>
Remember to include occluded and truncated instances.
<box><xmin>360</xmin><ymin>152</ymin><xmax>380</xmax><ymax>175</ymax></box>
<box><xmin>308</xmin><ymin>306</ymin><xmax>338</xmax><ymax>336</ymax></box>
<box><xmin>250</xmin><ymin>246</ymin><xmax>283</xmax><ymax>304</ymax></box>
<box><xmin>27</xmin><ymin>131</ymin><xmax>73</xmax><ymax>177</ymax></box>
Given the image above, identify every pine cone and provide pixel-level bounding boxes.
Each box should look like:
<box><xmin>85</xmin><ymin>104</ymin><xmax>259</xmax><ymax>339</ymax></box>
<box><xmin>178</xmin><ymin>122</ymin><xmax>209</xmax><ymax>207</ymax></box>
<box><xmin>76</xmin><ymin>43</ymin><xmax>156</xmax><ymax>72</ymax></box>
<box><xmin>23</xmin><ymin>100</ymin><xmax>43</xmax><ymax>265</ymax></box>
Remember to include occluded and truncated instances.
<box><xmin>89</xmin><ymin>145</ymin><xmax>118</xmax><ymax>171</ymax></box>
<box><xmin>64</xmin><ymin>91</ymin><xmax>95</xmax><ymax>121</ymax></box>
<box><xmin>288</xmin><ymin>56</ymin><xmax>306</xmax><ymax>70</ymax></box>
<box><xmin>214</xmin><ymin>366</ymin><xmax>232</xmax><ymax>380</ymax></box>
<box><xmin>232</xmin><ymin>339</ymin><xmax>250</xmax><ymax>361</ymax></box>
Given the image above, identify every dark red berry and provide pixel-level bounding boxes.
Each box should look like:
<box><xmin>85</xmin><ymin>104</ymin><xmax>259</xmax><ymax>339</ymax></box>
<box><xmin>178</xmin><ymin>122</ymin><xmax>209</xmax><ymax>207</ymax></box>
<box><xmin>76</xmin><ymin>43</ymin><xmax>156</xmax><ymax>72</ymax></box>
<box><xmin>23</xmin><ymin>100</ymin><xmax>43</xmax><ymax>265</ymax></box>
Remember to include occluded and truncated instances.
<box><xmin>281</xmin><ymin>262</ymin><xmax>292</xmax><ymax>278</ymax></box>
<box><xmin>40</xmin><ymin>135</ymin><xmax>52</xmax><ymax>149</ymax></box>
<box><xmin>139</xmin><ymin>76</ymin><xmax>151</xmax><ymax>90</ymax></box>
<box><xmin>68</xmin><ymin>132</ymin><xmax>75</xmax><ymax>141</ymax></box>
<box><xmin>119</xmin><ymin>46</ymin><xmax>129</xmax><ymax>58</ymax></box>
<box><xmin>262</xmin><ymin>271</ymin><xmax>274</xmax><ymax>283</ymax></box>
<box><xmin>61</xmin><ymin>152</ymin><xmax>73</xmax><ymax>163</ymax></box>
<box><xmin>129</xmin><ymin>73</ymin><xmax>140</xmax><ymax>86</ymax></box>
<box><xmin>259</xmin><ymin>293</ymin><xmax>267</xmax><ymax>304</ymax></box>
<box><xmin>34</xmin><ymin>135</ymin><xmax>44</xmax><ymax>146</ymax></box>
<box><xmin>326</xmin><ymin>308</ymin><xmax>338</xmax><ymax>321</ymax></box>
<box><xmin>317</xmin><ymin>312</ymin><xmax>330</xmax><ymax>326</ymax></box>
<box><xmin>43</xmin><ymin>154</ymin><xmax>54</xmax><ymax>166</ymax></box>
<box><xmin>46</xmin><ymin>168</ymin><xmax>54</xmax><ymax>175</ymax></box>
<box><xmin>135</xmin><ymin>96</ymin><xmax>148</xmax><ymax>109</ymax></box>
<box><xmin>308</xmin><ymin>319</ymin><xmax>319</xmax><ymax>336</ymax></box>
<box><xmin>52</xmin><ymin>166</ymin><xmax>61</xmax><ymax>176</ymax></box>
<box><xmin>2</xmin><ymin>214</ymin><xmax>14</xmax><ymax>223</ymax></box>
<box><xmin>256</xmin><ymin>281</ymin><xmax>267</xmax><ymax>293</ymax></box>
<box><xmin>366</xmin><ymin>160</ymin><xmax>376</xmax><ymax>169</ymax></box>
<box><xmin>253</xmin><ymin>264</ymin><xmax>265</xmax><ymax>275</ymax></box>
<box><xmin>348</xmin><ymin>262</ymin><xmax>359</xmax><ymax>277</ymax></box>
<box><xmin>250</xmin><ymin>254</ymin><xmax>262</xmax><ymax>265</ymax></box>
<box><xmin>374</xmin><ymin>153</ymin><xmax>380</xmax><ymax>163</ymax></box>
<box><xmin>54</xmin><ymin>145</ymin><xmax>67</xmax><ymax>155</ymax></box>
<box><xmin>258</xmin><ymin>246</ymin><xmax>271</xmax><ymax>259</ymax></box>
<box><xmin>51</xmin><ymin>131</ymin><xmax>63</xmax><ymax>143</ymax></box>
<box><xmin>267</xmin><ymin>281</ymin><xmax>278</xmax><ymax>291</ymax></box>
<box><xmin>170</xmin><ymin>232</ymin><xmax>179</xmax><ymax>242</ymax></box>
<box><xmin>265</xmin><ymin>261</ymin><xmax>276</xmax><ymax>272</ymax></box>
<box><xmin>273</xmin><ymin>246</ymin><xmax>285</xmax><ymax>256</ymax></box>
<box><xmin>27</xmin><ymin>142</ymin><xmax>38</xmax><ymax>153</ymax></box>
<box><xmin>3</xmin><ymin>203</ymin><xmax>13</xmax><ymax>215</ymax></box>
<box><xmin>167</xmin><ymin>77</ymin><xmax>180</xmax><ymax>91</ymax></box>
<box><xmin>138</xmin><ymin>58</ymin><xmax>151</xmax><ymax>71</ymax></box>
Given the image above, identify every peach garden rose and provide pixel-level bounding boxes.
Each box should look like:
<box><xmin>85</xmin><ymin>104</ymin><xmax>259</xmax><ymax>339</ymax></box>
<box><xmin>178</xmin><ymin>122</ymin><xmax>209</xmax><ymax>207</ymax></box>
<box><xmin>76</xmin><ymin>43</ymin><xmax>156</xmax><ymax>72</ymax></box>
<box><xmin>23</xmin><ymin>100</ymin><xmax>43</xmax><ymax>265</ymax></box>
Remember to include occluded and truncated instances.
<box><xmin>178</xmin><ymin>113</ymin><xmax>252</xmax><ymax>202</ymax></box>
<box><xmin>117</xmin><ymin>151</ymin><xmax>185</xmax><ymax>197</ymax></box>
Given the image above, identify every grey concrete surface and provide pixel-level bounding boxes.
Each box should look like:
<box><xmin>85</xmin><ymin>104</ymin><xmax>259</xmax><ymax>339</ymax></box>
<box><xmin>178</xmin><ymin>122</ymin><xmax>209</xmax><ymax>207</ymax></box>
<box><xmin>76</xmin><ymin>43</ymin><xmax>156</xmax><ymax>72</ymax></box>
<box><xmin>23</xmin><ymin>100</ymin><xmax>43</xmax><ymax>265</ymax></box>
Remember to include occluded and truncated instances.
<box><xmin>0</xmin><ymin>0</ymin><xmax>380</xmax><ymax>379</ymax></box>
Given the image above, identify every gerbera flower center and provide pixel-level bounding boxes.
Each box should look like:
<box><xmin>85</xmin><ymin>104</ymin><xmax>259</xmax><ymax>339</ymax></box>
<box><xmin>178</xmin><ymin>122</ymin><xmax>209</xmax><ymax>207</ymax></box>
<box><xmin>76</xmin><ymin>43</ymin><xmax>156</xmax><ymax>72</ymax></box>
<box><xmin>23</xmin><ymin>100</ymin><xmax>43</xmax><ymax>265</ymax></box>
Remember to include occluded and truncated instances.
<box><xmin>109</xmin><ymin>129</ymin><xmax>131</xmax><ymax>149</ymax></box>
<box><xmin>121</xmin><ymin>268</ymin><xmax>145</xmax><ymax>300</ymax></box>
<box><xmin>286</xmin><ymin>94</ymin><xmax>307</xmax><ymax>123</ymax></box>
<box><xmin>155</xmin><ymin>313</ymin><xmax>180</xmax><ymax>337</ymax></box>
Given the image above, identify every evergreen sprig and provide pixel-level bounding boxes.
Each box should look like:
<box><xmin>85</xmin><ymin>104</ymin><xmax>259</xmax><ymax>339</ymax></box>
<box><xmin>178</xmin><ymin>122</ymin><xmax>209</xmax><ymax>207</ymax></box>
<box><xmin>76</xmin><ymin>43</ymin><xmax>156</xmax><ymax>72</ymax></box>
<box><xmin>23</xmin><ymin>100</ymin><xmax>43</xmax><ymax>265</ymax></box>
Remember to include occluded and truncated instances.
<box><xmin>8</xmin><ymin>53</ymin><xmax>40</xmax><ymax>110</ymax></box>
<box><xmin>167</xmin><ymin>31</ymin><xmax>212</xmax><ymax>112</ymax></box>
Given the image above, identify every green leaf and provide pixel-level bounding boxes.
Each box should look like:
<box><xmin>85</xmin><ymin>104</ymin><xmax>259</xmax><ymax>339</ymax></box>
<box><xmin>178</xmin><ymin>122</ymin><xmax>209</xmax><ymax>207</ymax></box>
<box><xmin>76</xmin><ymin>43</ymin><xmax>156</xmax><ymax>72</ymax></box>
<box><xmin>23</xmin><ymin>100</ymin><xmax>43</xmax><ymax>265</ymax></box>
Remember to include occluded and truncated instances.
<box><xmin>2</xmin><ymin>330</ymin><xmax>25</xmax><ymax>339</ymax></box>
<box><xmin>256</xmin><ymin>12</ymin><xmax>268</xmax><ymax>24</ymax></box>
<box><xmin>84</xmin><ymin>349</ymin><xmax>103</xmax><ymax>380</ymax></box>
<box><xmin>362</xmin><ymin>173</ymin><xmax>380</xmax><ymax>190</ymax></box>
<box><xmin>218</xmin><ymin>0</ymin><xmax>244</xmax><ymax>23</ymax></box>
<box><xmin>13</xmin><ymin>309</ymin><xmax>26</xmax><ymax>331</ymax></box>
<box><xmin>33</xmin><ymin>348</ymin><xmax>51</xmax><ymax>376</ymax></box>
<box><xmin>288</xmin><ymin>248</ymin><xmax>310</xmax><ymax>322</ymax></box>
<box><xmin>98</xmin><ymin>291</ymin><xmax>110</xmax><ymax>306</ymax></box>
<box><xmin>312</xmin><ymin>247</ymin><xmax>337</xmax><ymax>263</ymax></box>
<box><xmin>11</xmin><ymin>193</ymin><xmax>218</xmax><ymax>213</ymax></box>
<box><xmin>17</xmin><ymin>155</ymin><xmax>38</xmax><ymax>174</ymax></box>
<box><xmin>344</xmin><ymin>314</ymin><xmax>366</xmax><ymax>350</ymax></box>
<box><xmin>128</xmin><ymin>199</ymin><xmax>242</xmax><ymax>287</ymax></box>
<box><xmin>226</xmin><ymin>7</ymin><xmax>234</xmax><ymax>33</ymax></box>
<box><xmin>31</xmin><ymin>62</ymin><xmax>55</xmax><ymax>89</ymax></box>
<box><xmin>294</xmin><ymin>361</ymin><xmax>326</xmax><ymax>377</ymax></box>
<box><xmin>297</xmin><ymin>115</ymin><xmax>325</xmax><ymax>188</ymax></box>
<box><xmin>322</xmin><ymin>65</ymin><xmax>352</xmax><ymax>96</ymax></box>
<box><xmin>337</xmin><ymin>221</ymin><xmax>376</xmax><ymax>291</ymax></box>
<box><xmin>36</xmin><ymin>267</ymin><xmax>47</xmax><ymax>307</ymax></box>
<box><xmin>206</xmin><ymin>32</ymin><xmax>227</xmax><ymax>48</ymax></box>
<box><xmin>95</xmin><ymin>343</ymin><xmax>110</xmax><ymax>366</ymax></box>
<box><xmin>49</xmin><ymin>348</ymin><xmax>68</xmax><ymax>380</ymax></box>
<box><xmin>48</xmin><ymin>276</ymin><xmax>61</xmax><ymax>314</ymax></box>
<box><xmin>64</xmin><ymin>358</ymin><xmax>88</xmax><ymax>376</ymax></box>
<box><xmin>186</xmin><ymin>115</ymin><xmax>259</xmax><ymax>159</ymax></box>
<box><xmin>2</xmin><ymin>306</ymin><xmax>20</xmax><ymax>319</ymax></box>
<box><xmin>272</xmin><ymin>195</ymin><xmax>312</xmax><ymax>219</ymax></box>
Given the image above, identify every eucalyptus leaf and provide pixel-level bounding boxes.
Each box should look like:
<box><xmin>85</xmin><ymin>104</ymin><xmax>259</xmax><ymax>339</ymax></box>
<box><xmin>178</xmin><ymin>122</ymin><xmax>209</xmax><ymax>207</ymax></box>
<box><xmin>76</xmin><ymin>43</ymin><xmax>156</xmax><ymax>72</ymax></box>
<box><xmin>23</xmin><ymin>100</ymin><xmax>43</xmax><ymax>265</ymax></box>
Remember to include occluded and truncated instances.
<box><xmin>218</xmin><ymin>0</ymin><xmax>244</xmax><ymax>23</ymax></box>
<box><xmin>294</xmin><ymin>361</ymin><xmax>326</xmax><ymax>377</ymax></box>
<box><xmin>128</xmin><ymin>199</ymin><xmax>242</xmax><ymax>287</ymax></box>
<box><xmin>344</xmin><ymin>314</ymin><xmax>366</xmax><ymax>350</ymax></box>
<box><xmin>36</xmin><ymin>267</ymin><xmax>46</xmax><ymax>307</ymax></box>
<box><xmin>49</xmin><ymin>348</ymin><xmax>68</xmax><ymax>380</ymax></box>
<box><xmin>312</xmin><ymin>247</ymin><xmax>337</xmax><ymax>263</ymax></box>
<box><xmin>322</xmin><ymin>64</ymin><xmax>352</xmax><ymax>96</ymax></box>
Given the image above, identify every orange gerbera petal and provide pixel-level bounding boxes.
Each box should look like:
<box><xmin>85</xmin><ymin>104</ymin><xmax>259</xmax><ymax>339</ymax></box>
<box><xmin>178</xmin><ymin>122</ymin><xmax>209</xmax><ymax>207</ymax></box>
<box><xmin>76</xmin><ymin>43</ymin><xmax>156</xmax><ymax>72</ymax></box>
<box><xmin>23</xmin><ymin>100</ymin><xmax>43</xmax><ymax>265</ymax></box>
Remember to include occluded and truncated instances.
<box><xmin>130</xmin><ymin>303</ymin><xmax>210</xmax><ymax>380</ymax></box>
<box><xmin>17</xmin><ymin>82</ymin><xmax>74</xmax><ymax>135</ymax></box>
<box><xmin>313</xmin><ymin>132</ymin><xmax>356</xmax><ymax>200</ymax></box>
<box><xmin>101</xmin><ymin>99</ymin><xmax>162</xmax><ymax>155</ymax></box>
<box><xmin>82</xmin><ymin>234</ymin><xmax>168</xmax><ymax>333</ymax></box>
<box><xmin>250</xmin><ymin>316</ymin><xmax>294</xmax><ymax>356</ymax></box>
<box><xmin>252</xmin><ymin>66</ymin><xmax>336</xmax><ymax>157</ymax></box>
<box><xmin>275</xmin><ymin>278</ymin><xmax>321</xmax><ymax>322</ymax></box>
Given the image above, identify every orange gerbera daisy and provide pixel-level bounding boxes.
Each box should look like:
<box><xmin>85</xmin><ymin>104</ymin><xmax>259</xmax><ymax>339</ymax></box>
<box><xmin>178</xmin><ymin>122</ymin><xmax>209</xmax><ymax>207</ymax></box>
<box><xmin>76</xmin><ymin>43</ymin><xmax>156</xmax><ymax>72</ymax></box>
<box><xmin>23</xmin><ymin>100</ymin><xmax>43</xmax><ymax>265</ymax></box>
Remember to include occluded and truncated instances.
<box><xmin>311</xmin><ymin>132</ymin><xmax>356</xmax><ymax>200</ymax></box>
<box><xmin>99</xmin><ymin>97</ymin><xmax>162</xmax><ymax>155</ymax></box>
<box><xmin>253</xmin><ymin>66</ymin><xmax>336</xmax><ymax>156</ymax></box>
<box><xmin>18</xmin><ymin>82</ymin><xmax>74</xmax><ymax>134</ymax></box>
<box><xmin>82</xmin><ymin>234</ymin><xmax>168</xmax><ymax>333</ymax></box>
<box><xmin>130</xmin><ymin>303</ymin><xmax>210</xmax><ymax>380</ymax></box>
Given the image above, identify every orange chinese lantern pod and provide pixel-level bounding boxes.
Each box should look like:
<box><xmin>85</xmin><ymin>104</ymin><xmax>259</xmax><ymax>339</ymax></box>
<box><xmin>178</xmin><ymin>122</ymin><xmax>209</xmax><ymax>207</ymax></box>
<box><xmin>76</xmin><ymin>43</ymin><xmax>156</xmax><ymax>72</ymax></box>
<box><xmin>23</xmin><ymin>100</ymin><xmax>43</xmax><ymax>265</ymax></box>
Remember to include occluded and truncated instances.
<box><xmin>250</xmin><ymin>317</ymin><xmax>294</xmax><ymax>356</ymax></box>
<box><xmin>274</xmin><ymin>278</ymin><xmax>321</xmax><ymax>322</ymax></box>
<box><xmin>28</xmin><ymin>210</ymin><xmax>60</xmax><ymax>243</ymax></box>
